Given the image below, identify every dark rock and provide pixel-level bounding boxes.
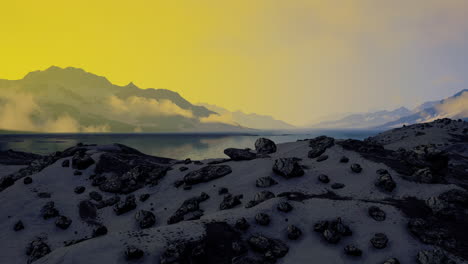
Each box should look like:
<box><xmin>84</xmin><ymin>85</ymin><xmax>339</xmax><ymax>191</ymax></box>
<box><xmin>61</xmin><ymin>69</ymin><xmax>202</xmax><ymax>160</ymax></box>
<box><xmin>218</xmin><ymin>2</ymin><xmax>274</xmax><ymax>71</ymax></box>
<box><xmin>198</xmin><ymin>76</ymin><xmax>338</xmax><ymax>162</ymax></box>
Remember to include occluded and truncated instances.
<box><xmin>231</xmin><ymin>241</ymin><xmax>248</xmax><ymax>256</ymax></box>
<box><xmin>350</xmin><ymin>163</ymin><xmax>362</xmax><ymax>173</ymax></box>
<box><xmin>277</xmin><ymin>201</ymin><xmax>293</xmax><ymax>212</ymax></box>
<box><xmin>318</xmin><ymin>174</ymin><xmax>330</xmax><ymax>183</ymax></box>
<box><xmin>38</xmin><ymin>192</ymin><xmax>51</xmax><ymax>198</ymax></box>
<box><xmin>114</xmin><ymin>195</ymin><xmax>137</xmax><ymax>215</ymax></box>
<box><xmin>246</xmin><ymin>191</ymin><xmax>275</xmax><ymax>208</ymax></box>
<box><xmin>375</xmin><ymin>169</ymin><xmax>396</xmax><ymax>192</ymax></box>
<box><xmin>235</xmin><ymin>217</ymin><xmax>250</xmax><ymax>231</ymax></box>
<box><xmin>317</xmin><ymin>218</ymin><xmax>352</xmax><ymax>244</ymax></box>
<box><xmin>286</xmin><ymin>225</ymin><xmax>302</xmax><ymax>240</ymax></box>
<box><xmin>316</xmin><ymin>155</ymin><xmax>329</xmax><ymax>162</ymax></box>
<box><xmin>89</xmin><ymin>191</ymin><xmax>103</xmax><ymax>201</ymax></box>
<box><xmin>125</xmin><ymin>245</ymin><xmax>144</xmax><ymax>260</ymax></box>
<box><xmin>183</xmin><ymin>185</ymin><xmax>192</xmax><ymax>190</ymax></box>
<box><xmin>272</xmin><ymin>158</ymin><xmax>304</xmax><ymax>178</ymax></box>
<box><xmin>313</xmin><ymin>220</ymin><xmax>329</xmax><ymax>233</ymax></box>
<box><xmin>41</xmin><ymin>201</ymin><xmax>59</xmax><ymax>219</ymax></box>
<box><xmin>194</xmin><ymin>161</ymin><xmax>203</xmax><ymax>165</ymax></box>
<box><xmin>139</xmin><ymin>193</ymin><xmax>150</xmax><ymax>202</ymax></box>
<box><xmin>23</xmin><ymin>177</ymin><xmax>32</xmax><ymax>185</ymax></box>
<box><xmin>224</xmin><ymin>148</ymin><xmax>257</xmax><ymax>161</ymax></box>
<box><xmin>92</xmin><ymin>225</ymin><xmax>108</xmax><ymax>237</ymax></box>
<box><xmin>26</xmin><ymin>238</ymin><xmax>51</xmax><ymax>264</ymax></box>
<box><xmin>61</xmin><ymin>159</ymin><xmax>70</xmax><ymax>167</ymax></box>
<box><xmin>370</xmin><ymin>233</ymin><xmax>388</xmax><ymax>249</ymax></box>
<box><xmin>255</xmin><ymin>138</ymin><xmax>277</xmax><ymax>154</ymax></box>
<box><xmin>255</xmin><ymin>177</ymin><xmax>278</xmax><ymax>188</ymax></box>
<box><xmin>340</xmin><ymin>156</ymin><xmax>349</xmax><ymax>163</ymax></box>
<box><xmin>416</xmin><ymin>249</ymin><xmax>454</xmax><ymax>264</ymax></box>
<box><xmin>331</xmin><ymin>183</ymin><xmax>345</xmax><ymax>189</ymax></box>
<box><xmin>73</xmin><ymin>170</ymin><xmax>82</xmax><ymax>176</ymax></box>
<box><xmin>167</xmin><ymin>192</ymin><xmax>210</xmax><ymax>224</ymax></box>
<box><xmin>183</xmin><ymin>165</ymin><xmax>232</xmax><ymax>185</ymax></box>
<box><xmin>78</xmin><ymin>200</ymin><xmax>97</xmax><ymax>220</ymax></box>
<box><xmin>103</xmin><ymin>196</ymin><xmax>121</xmax><ymax>207</ymax></box>
<box><xmin>322</xmin><ymin>229</ymin><xmax>341</xmax><ymax>244</ymax></box>
<box><xmin>220</xmin><ymin>194</ymin><xmax>243</xmax><ymax>210</ymax></box>
<box><xmin>184</xmin><ymin>158</ymin><xmax>192</xmax><ymax>164</ymax></box>
<box><xmin>368</xmin><ymin>206</ymin><xmax>386</xmax><ymax>221</ymax></box>
<box><xmin>407</xmin><ymin>218</ymin><xmax>455</xmax><ymax>250</ymax></box>
<box><xmin>179</xmin><ymin>166</ymin><xmax>189</xmax><ymax>172</ymax></box>
<box><xmin>0</xmin><ymin>149</ymin><xmax>41</xmax><ymax>166</ymax></box>
<box><xmin>344</xmin><ymin>245</ymin><xmax>362</xmax><ymax>256</ymax></box>
<box><xmin>55</xmin><ymin>216</ymin><xmax>72</xmax><ymax>229</ymax></box>
<box><xmin>173</xmin><ymin>180</ymin><xmax>184</xmax><ymax>188</ymax></box>
<box><xmin>135</xmin><ymin>210</ymin><xmax>156</xmax><ymax>229</ymax></box>
<box><xmin>247</xmin><ymin>234</ymin><xmax>289</xmax><ymax>260</ymax></box>
<box><xmin>74</xmin><ymin>186</ymin><xmax>85</xmax><ymax>194</ymax></box>
<box><xmin>92</xmin><ymin>175</ymin><xmax>106</xmax><ymax>186</ymax></box>
<box><xmin>308</xmin><ymin>136</ymin><xmax>335</xmax><ymax>158</ymax></box>
<box><xmin>255</xmin><ymin>213</ymin><xmax>270</xmax><ymax>226</ymax></box>
<box><xmin>218</xmin><ymin>187</ymin><xmax>229</xmax><ymax>195</ymax></box>
<box><xmin>71</xmin><ymin>151</ymin><xmax>95</xmax><ymax>170</ymax></box>
<box><xmin>406</xmin><ymin>167</ymin><xmax>438</xmax><ymax>183</ymax></box>
<box><xmin>14</xmin><ymin>220</ymin><xmax>24</xmax><ymax>231</ymax></box>
<box><xmin>383</xmin><ymin>258</ymin><xmax>400</xmax><ymax>264</ymax></box>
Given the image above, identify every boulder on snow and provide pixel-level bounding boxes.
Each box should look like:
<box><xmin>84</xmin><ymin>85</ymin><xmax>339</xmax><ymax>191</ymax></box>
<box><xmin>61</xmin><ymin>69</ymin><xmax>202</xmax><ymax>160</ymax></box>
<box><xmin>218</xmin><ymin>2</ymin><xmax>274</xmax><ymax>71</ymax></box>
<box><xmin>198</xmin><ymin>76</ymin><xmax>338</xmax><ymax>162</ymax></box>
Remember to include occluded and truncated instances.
<box><xmin>255</xmin><ymin>138</ymin><xmax>277</xmax><ymax>154</ymax></box>
<box><xmin>272</xmin><ymin>158</ymin><xmax>304</xmax><ymax>178</ymax></box>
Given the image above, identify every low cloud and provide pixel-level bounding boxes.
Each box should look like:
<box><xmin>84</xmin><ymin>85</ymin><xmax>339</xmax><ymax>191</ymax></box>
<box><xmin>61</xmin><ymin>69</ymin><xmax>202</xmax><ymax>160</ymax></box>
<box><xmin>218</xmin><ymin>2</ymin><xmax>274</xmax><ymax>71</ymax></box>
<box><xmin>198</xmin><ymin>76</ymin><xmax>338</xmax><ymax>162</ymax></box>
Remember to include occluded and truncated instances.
<box><xmin>199</xmin><ymin>113</ymin><xmax>237</xmax><ymax>125</ymax></box>
<box><xmin>435</xmin><ymin>91</ymin><xmax>468</xmax><ymax>118</ymax></box>
<box><xmin>0</xmin><ymin>92</ymin><xmax>110</xmax><ymax>133</ymax></box>
<box><xmin>107</xmin><ymin>95</ymin><xmax>194</xmax><ymax>119</ymax></box>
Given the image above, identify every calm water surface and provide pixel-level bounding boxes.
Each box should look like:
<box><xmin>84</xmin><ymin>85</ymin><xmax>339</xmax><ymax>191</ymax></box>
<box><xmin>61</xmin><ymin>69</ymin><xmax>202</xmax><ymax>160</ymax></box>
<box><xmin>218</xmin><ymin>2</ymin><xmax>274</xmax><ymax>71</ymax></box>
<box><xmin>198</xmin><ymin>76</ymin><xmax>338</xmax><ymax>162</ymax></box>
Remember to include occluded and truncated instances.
<box><xmin>0</xmin><ymin>130</ymin><xmax>381</xmax><ymax>160</ymax></box>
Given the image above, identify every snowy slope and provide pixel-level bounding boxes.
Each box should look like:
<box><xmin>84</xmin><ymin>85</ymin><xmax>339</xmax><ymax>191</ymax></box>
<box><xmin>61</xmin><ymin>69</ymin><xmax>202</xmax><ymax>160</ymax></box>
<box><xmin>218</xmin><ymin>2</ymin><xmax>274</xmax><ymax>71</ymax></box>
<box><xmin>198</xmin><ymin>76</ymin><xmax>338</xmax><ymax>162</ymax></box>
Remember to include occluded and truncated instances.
<box><xmin>0</xmin><ymin>119</ymin><xmax>467</xmax><ymax>264</ymax></box>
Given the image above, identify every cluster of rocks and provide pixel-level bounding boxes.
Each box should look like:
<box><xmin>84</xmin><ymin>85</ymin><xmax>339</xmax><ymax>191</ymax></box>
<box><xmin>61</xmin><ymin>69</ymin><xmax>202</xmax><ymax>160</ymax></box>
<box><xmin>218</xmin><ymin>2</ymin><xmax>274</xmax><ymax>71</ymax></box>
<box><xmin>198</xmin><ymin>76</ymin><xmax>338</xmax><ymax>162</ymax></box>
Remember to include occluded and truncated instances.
<box><xmin>223</xmin><ymin>138</ymin><xmax>277</xmax><ymax>161</ymax></box>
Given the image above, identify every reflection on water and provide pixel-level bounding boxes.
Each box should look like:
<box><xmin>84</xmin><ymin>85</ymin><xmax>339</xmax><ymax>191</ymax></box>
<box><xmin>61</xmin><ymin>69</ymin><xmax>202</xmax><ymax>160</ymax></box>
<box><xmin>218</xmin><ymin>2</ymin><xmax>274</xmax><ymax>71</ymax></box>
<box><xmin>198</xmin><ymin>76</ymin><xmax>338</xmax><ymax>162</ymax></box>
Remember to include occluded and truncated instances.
<box><xmin>0</xmin><ymin>130</ymin><xmax>381</xmax><ymax>160</ymax></box>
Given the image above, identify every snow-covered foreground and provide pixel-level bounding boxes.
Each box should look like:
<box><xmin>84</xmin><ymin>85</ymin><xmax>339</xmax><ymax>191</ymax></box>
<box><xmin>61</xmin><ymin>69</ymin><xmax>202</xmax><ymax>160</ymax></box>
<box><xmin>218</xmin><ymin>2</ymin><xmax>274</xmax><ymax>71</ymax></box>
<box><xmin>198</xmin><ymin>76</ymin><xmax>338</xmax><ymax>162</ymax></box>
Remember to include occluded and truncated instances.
<box><xmin>0</xmin><ymin>119</ymin><xmax>467</xmax><ymax>264</ymax></box>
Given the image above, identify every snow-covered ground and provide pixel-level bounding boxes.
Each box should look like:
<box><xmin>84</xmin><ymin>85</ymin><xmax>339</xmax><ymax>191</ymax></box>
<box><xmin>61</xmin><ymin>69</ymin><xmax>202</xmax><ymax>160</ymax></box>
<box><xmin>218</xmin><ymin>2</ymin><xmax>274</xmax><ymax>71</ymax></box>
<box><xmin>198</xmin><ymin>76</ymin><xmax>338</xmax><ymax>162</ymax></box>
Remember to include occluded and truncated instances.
<box><xmin>0</xmin><ymin>119</ymin><xmax>467</xmax><ymax>264</ymax></box>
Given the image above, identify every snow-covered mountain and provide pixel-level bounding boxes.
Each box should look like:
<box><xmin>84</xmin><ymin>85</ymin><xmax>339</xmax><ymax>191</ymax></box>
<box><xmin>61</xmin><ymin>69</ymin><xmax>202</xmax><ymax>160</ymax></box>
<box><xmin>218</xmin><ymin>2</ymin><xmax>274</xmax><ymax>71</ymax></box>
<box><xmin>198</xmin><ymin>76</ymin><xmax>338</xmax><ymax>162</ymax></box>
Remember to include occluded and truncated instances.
<box><xmin>0</xmin><ymin>66</ymin><xmax>250</xmax><ymax>133</ymax></box>
<box><xmin>311</xmin><ymin>89</ymin><xmax>468</xmax><ymax>129</ymax></box>
<box><xmin>378</xmin><ymin>89</ymin><xmax>468</xmax><ymax>128</ymax></box>
<box><xmin>198</xmin><ymin>103</ymin><xmax>295</xmax><ymax>130</ymax></box>
<box><xmin>311</xmin><ymin>107</ymin><xmax>412</xmax><ymax>129</ymax></box>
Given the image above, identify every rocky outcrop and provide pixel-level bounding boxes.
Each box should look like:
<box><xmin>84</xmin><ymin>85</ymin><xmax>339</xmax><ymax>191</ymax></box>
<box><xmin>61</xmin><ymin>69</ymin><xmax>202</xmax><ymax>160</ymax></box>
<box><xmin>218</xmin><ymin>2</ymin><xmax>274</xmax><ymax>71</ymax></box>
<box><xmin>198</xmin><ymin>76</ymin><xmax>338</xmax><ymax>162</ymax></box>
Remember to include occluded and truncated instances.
<box><xmin>183</xmin><ymin>165</ymin><xmax>232</xmax><ymax>185</ymax></box>
<box><xmin>272</xmin><ymin>158</ymin><xmax>304</xmax><ymax>178</ymax></box>
<box><xmin>224</xmin><ymin>148</ymin><xmax>257</xmax><ymax>161</ymax></box>
<box><xmin>167</xmin><ymin>192</ymin><xmax>210</xmax><ymax>224</ymax></box>
<box><xmin>254</xmin><ymin>138</ymin><xmax>277</xmax><ymax>154</ymax></box>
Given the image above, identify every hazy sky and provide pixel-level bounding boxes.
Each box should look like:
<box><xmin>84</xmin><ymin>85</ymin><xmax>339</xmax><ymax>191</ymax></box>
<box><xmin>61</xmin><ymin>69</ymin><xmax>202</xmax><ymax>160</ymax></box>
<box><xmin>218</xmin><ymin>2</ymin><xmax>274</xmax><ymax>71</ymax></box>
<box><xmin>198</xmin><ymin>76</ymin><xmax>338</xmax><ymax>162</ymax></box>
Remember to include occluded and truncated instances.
<box><xmin>1</xmin><ymin>0</ymin><xmax>468</xmax><ymax>126</ymax></box>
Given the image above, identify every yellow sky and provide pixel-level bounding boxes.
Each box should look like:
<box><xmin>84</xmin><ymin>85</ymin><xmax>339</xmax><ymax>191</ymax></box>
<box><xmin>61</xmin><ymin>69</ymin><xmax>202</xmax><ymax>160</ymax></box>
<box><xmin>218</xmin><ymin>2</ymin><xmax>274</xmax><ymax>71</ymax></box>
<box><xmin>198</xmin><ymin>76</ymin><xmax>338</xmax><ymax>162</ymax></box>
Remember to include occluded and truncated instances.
<box><xmin>1</xmin><ymin>0</ymin><xmax>468</xmax><ymax>125</ymax></box>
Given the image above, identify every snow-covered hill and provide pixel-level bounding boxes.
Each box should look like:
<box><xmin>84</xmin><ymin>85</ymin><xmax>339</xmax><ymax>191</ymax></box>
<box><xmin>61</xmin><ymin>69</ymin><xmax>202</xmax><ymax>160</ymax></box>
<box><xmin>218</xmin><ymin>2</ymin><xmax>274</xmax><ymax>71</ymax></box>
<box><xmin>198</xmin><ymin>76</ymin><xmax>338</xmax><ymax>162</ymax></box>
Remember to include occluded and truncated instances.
<box><xmin>0</xmin><ymin>119</ymin><xmax>467</xmax><ymax>264</ymax></box>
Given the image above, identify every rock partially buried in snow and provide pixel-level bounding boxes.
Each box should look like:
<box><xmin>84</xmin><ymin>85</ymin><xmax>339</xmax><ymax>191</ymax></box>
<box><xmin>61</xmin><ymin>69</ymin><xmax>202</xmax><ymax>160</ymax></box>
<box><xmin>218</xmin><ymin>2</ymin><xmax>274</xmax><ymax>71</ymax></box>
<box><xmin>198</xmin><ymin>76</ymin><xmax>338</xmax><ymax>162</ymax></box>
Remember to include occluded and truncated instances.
<box><xmin>247</xmin><ymin>234</ymin><xmax>289</xmax><ymax>260</ymax></box>
<box><xmin>277</xmin><ymin>201</ymin><xmax>293</xmax><ymax>212</ymax></box>
<box><xmin>26</xmin><ymin>238</ymin><xmax>51</xmax><ymax>264</ymax></box>
<box><xmin>167</xmin><ymin>192</ymin><xmax>210</xmax><ymax>224</ymax></box>
<box><xmin>55</xmin><ymin>215</ymin><xmax>72</xmax><ymax>229</ymax></box>
<box><xmin>124</xmin><ymin>245</ymin><xmax>144</xmax><ymax>260</ymax></box>
<box><xmin>220</xmin><ymin>194</ymin><xmax>243</xmax><ymax>210</ymax></box>
<box><xmin>224</xmin><ymin>148</ymin><xmax>257</xmax><ymax>161</ymax></box>
<box><xmin>14</xmin><ymin>220</ymin><xmax>24</xmax><ymax>231</ymax></box>
<box><xmin>255</xmin><ymin>213</ymin><xmax>271</xmax><ymax>226</ymax></box>
<box><xmin>235</xmin><ymin>217</ymin><xmax>250</xmax><ymax>231</ymax></box>
<box><xmin>255</xmin><ymin>138</ymin><xmax>277</xmax><ymax>154</ymax></box>
<box><xmin>255</xmin><ymin>176</ymin><xmax>278</xmax><ymax>188</ymax></box>
<box><xmin>286</xmin><ymin>225</ymin><xmax>302</xmax><ymax>240</ymax></box>
<box><xmin>370</xmin><ymin>233</ymin><xmax>388</xmax><ymax>249</ymax></box>
<box><xmin>344</xmin><ymin>245</ymin><xmax>362</xmax><ymax>256</ymax></box>
<box><xmin>383</xmin><ymin>258</ymin><xmax>400</xmax><ymax>264</ymax></box>
<box><xmin>183</xmin><ymin>165</ymin><xmax>232</xmax><ymax>185</ymax></box>
<box><xmin>375</xmin><ymin>169</ymin><xmax>396</xmax><ymax>192</ymax></box>
<box><xmin>272</xmin><ymin>158</ymin><xmax>304</xmax><ymax>178</ymax></box>
<box><xmin>416</xmin><ymin>249</ymin><xmax>454</xmax><ymax>264</ymax></box>
<box><xmin>135</xmin><ymin>210</ymin><xmax>156</xmax><ymax>229</ymax></box>
<box><xmin>71</xmin><ymin>151</ymin><xmax>95</xmax><ymax>170</ymax></box>
<box><xmin>368</xmin><ymin>206</ymin><xmax>386</xmax><ymax>221</ymax></box>
<box><xmin>318</xmin><ymin>174</ymin><xmax>330</xmax><ymax>183</ymax></box>
<box><xmin>113</xmin><ymin>195</ymin><xmax>137</xmax><ymax>215</ymax></box>
<box><xmin>41</xmin><ymin>201</ymin><xmax>59</xmax><ymax>219</ymax></box>
<box><xmin>350</xmin><ymin>163</ymin><xmax>362</xmax><ymax>173</ymax></box>
<box><xmin>246</xmin><ymin>191</ymin><xmax>275</xmax><ymax>208</ymax></box>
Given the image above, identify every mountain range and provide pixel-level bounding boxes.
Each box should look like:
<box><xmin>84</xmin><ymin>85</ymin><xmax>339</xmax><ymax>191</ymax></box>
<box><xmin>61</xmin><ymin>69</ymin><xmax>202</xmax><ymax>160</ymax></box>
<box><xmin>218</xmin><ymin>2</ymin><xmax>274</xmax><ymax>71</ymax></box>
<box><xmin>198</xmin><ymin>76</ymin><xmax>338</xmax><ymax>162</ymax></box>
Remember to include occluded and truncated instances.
<box><xmin>0</xmin><ymin>67</ymin><xmax>292</xmax><ymax>133</ymax></box>
<box><xmin>311</xmin><ymin>89</ymin><xmax>468</xmax><ymax>129</ymax></box>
